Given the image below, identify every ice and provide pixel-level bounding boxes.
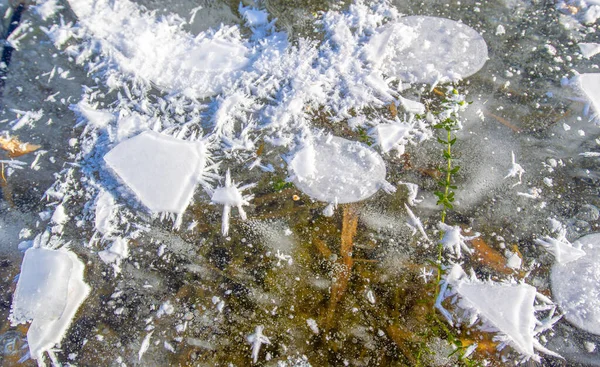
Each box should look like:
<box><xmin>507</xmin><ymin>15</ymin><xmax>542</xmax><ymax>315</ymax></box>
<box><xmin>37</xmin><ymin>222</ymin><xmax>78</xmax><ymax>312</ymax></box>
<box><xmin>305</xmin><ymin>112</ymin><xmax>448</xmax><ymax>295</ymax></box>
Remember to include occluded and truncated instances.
<box><xmin>535</xmin><ymin>221</ymin><xmax>586</xmax><ymax>264</ymax></box>
<box><xmin>578</xmin><ymin>42</ymin><xmax>600</xmax><ymax>58</ymax></box>
<box><xmin>551</xmin><ymin>233</ymin><xmax>600</xmax><ymax>335</ymax></box>
<box><xmin>210</xmin><ymin>169</ymin><xmax>255</xmax><ymax>236</ymax></box>
<box><xmin>94</xmin><ymin>189</ymin><xmax>117</xmax><ymax>235</ymax></box>
<box><xmin>288</xmin><ymin>135</ymin><xmax>392</xmax><ymax>204</ymax></box>
<box><xmin>577</xmin><ymin>73</ymin><xmax>600</xmax><ymax>117</ymax></box>
<box><xmin>11</xmin><ymin>247</ymin><xmax>90</xmax><ymax>361</ymax></box>
<box><xmin>441</xmin><ymin>265</ymin><xmax>560</xmax><ymax>360</ymax></box>
<box><xmin>371</xmin><ymin>122</ymin><xmax>414</xmax><ymax>153</ymax></box>
<box><xmin>104</xmin><ymin>130</ymin><xmax>207</xmax><ymax>214</ymax></box>
<box><xmin>455</xmin><ymin>281</ymin><xmax>537</xmax><ymax>357</ymax></box>
<box><xmin>247</xmin><ymin>325</ymin><xmax>270</xmax><ymax>364</ymax></box>
<box><xmin>98</xmin><ymin>238</ymin><xmax>129</xmax><ymax>274</ymax></box>
<box><xmin>67</xmin><ymin>0</ymin><xmax>249</xmax><ymax>99</ymax></box>
<box><xmin>367</xmin><ymin>16</ymin><xmax>488</xmax><ymax>85</ymax></box>
<box><xmin>438</xmin><ymin>223</ymin><xmax>478</xmax><ymax>259</ymax></box>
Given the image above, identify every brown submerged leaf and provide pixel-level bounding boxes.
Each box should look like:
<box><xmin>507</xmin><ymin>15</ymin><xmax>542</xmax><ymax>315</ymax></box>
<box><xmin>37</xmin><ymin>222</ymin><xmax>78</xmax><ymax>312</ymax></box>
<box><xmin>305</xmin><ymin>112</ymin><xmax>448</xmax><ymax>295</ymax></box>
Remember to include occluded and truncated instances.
<box><xmin>0</xmin><ymin>135</ymin><xmax>41</xmax><ymax>158</ymax></box>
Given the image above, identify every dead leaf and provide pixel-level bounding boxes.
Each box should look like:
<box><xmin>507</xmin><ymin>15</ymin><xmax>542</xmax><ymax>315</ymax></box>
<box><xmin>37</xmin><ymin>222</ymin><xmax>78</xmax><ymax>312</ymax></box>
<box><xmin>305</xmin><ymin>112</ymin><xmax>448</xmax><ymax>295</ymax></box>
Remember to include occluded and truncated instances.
<box><xmin>0</xmin><ymin>135</ymin><xmax>41</xmax><ymax>158</ymax></box>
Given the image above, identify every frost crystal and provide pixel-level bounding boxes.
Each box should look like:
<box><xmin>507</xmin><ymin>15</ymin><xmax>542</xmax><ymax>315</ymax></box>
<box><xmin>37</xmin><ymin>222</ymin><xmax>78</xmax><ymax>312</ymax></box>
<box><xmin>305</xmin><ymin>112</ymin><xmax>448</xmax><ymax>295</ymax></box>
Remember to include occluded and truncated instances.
<box><xmin>247</xmin><ymin>325</ymin><xmax>270</xmax><ymax>364</ymax></box>
<box><xmin>438</xmin><ymin>223</ymin><xmax>479</xmax><ymax>258</ymax></box>
<box><xmin>504</xmin><ymin>151</ymin><xmax>525</xmax><ymax>186</ymax></box>
<box><xmin>210</xmin><ymin>169</ymin><xmax>255</xmax><ymax>236</ymax></box>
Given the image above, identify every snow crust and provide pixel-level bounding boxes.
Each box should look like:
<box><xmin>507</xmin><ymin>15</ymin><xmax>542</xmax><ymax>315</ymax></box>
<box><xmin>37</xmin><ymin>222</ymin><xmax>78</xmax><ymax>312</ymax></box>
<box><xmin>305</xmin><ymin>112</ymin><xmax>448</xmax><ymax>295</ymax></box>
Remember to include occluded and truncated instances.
<box><xmin>288</xmin><ymin>135</ymin><xmax>390</xmax><ymax>204</ymax></box>
<box><xmin>367</xmin><ymin>16</ymin><xmax>488</xmax><ymax>84</ymax></box>
<box><xmin>551</xmin><ymin>233</ymin><xmax>600</xmax><ymax>335</ymax></box>
<box><xmin>10</xmin><ymin>247</ymin><xmax>90</xmax><ymax>361</ymax></box>
<box><xmin>104</xmin><ymin>131</ymin><xmax>207</xmax><ymax>214</ymax></box>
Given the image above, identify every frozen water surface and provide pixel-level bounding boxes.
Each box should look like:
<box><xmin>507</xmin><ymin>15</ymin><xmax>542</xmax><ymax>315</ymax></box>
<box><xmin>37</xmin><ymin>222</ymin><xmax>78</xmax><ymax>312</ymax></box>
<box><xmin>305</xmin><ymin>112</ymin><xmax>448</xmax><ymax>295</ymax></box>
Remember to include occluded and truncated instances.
<box><xmin>2</xmin><ymin>0</ymin><xmax>600</xmax><ymax>366</ymax></box>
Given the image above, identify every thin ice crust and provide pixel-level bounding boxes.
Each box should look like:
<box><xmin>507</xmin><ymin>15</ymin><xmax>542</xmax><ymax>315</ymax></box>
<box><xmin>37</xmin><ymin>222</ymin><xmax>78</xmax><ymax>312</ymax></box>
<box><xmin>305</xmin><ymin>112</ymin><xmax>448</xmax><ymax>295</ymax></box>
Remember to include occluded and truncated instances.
<box><xmin>551</xmin><ymin>233</ymin><xmax>600</xmax><ymax>335</ymax></box>
<box><xmin>369</xmin><ymin>16</ymin><xmax>488</xmax><ymax>84</ymax></box>
<box><xmin>289</xmin><ymin>136</ymin><xmax>387</xmax><ymax>204</ymax></box>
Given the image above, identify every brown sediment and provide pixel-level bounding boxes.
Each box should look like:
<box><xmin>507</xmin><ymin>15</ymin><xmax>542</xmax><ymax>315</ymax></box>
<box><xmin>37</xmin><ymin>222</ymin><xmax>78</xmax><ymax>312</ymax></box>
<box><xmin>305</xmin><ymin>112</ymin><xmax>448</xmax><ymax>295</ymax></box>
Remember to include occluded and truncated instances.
<box><xmin>324</xmin><ymin>204</ymin><xmax>358</xmax><ymax>329</ymax></box>
<box><xmin>313</xmin><ymin>237</ymin><xmax>332</xmax><ymax>259</ymax></box>
<box><xmin>470</xmin><ymin>236</ymin><xmax>513</xmax><ymax>275</ymax></box>
<box><xmin>389</xmin><ymin>103</ymin><xmax>398</xmax><ymax>118</ymax></box>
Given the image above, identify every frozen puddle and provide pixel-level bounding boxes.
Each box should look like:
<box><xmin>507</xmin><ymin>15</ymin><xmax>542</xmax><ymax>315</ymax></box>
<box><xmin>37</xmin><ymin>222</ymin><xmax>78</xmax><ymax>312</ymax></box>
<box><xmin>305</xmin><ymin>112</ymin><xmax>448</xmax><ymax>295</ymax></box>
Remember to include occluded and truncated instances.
<box><xmin>10</xmin><ymin>247</ymin><xmax>90</xmax><ymax>362</ymax></box>
<box><xmin>104</xmin><ymin>130</ymin><xmax>207</xmax><ymax>214</ymax></box>
<box><xmin>551</xmin><ymin>233</ymin><xmax>600</xmax><ymax>336</ymax></box>
<box><xmin>289</xmin><ymin>135</ymin><xmax>392</xmax><ymax>205</ymax></box>
<box><xmin>367</xmin><ymin>16</ymin><xmax>488</xmax><ymax>85</ymax></box>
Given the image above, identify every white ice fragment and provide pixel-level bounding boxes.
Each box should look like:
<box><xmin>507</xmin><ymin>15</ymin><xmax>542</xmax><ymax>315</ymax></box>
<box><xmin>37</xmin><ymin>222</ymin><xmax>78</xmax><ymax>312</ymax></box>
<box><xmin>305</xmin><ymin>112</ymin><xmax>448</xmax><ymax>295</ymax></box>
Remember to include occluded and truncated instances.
<box><xmin>506</xmin><ymin>252</ymin><xmax>522</xmax><ymax>270</ymax></box>
<box><xmin>551</xmin><ymin>233</ymin><xmax>600</xmax><ymax>335</ymax></box>
<box><xmin>211</xmin><ymin>169</ymin><xmax>254</xmax><ymax>236</ymax></box>
<box><xmin>399</xmin><ymin>182</ymin><xmax>422</xmax><ymax>206</ymax></box>
<box><xmin>10</xmin><ymin>247</ymin><xmax>90</xmax><ymax>361</ymax></box>
<box><xmin>455</xmin><ymin>281</ymin><xmax>537</xmax><ymax>357</ymax></box>
<box><xmin>104</xmin><ymin>131</ymin><xmax>207</xmax><ymax>214</ymax></box>
<box><xmin>405</xmin><ymin>204</ymin><xmax>429</xmax><ymax>241</ymax></box>
<box><xmin>578</xmin><ymin>42</ymin><xmax>600</xmax><ymax>58</ymax></box>
<box><xmin>580</xmin><ymin>151</ymin><xmax>600</xmax><ymax>157</ymax></box>
<box><xmin>51</xmin><ymin>204</ymin><xmax>68</xmax><ymax>225</ymax></box>
<box><xmin>504</xmin><ymin>151</ymin><xmax>525</xmax><ymax>186</ymax></box>
<box><xmin>157</xmin><ymin>301</ymin><xmax>174</xmax><ymax>318</ymax></box>
<box><xmin>322</xmin><ymin>203</ymin><xmax>335</xmax><ymax>217</ymax></box>
<box><xmin>495</xmin><ymin>24</ymin><xmax>506</xmax><ymax>35</ymax></box>
<box><xmin>438</xmin><ymin>223</ymin><xmax>478</xmax><ymax>258</ymax></box>
<box><xmin>397</xmin><ymin>96</ymin><xmax>425</xmax><ymax>115</ymax></box>
<box><xmin>576</xmin><ymin>73</ymin><xmax>600</xmax><ymax>117</ymax></box>
<box><xmin>535</xmin><ymin>222</ymin><xmax>586</xmax><ymax>264</ymax></box>
<box><xmin>583</xmin><ymin>5</ymin><xmax>600</xmax><ymax>24</ymax></box>
<box><xmin>365</xmin><ymin>289</ymin><xmax>376</xmax><ymax>304</ymax></box>
<box><xmin>34</xmin><ymin>0</ymin><xmax>64</xmax><ymax>20</ymax></box>
<box><xmin>372</xmin><ymin>122</ymin><xmax>413</xmax><ymax>153</ymax></box>
<box><xmin>98</xmin><ymin>238</ymin><xmax>129</xmax><ymax>274</ymax></box>
<box><xmin>138</xmin><ymin>331</ymin><xmax>153</xmax><ymax>361</ymax></box>
<box><xmin>367</xmin><ymin>16</ymin><xmax>488</xmax><ymax>84</ymax></box>
<box><xmin>584</xmin><ymin>341</ymin><xmax>597</xmax><ymax>353</ymax></box>
<box><xmin>95</xmin><ymin>189</ymin><xmax>118</xmax><ymax>235</ymax></box>
<box><xmin>288</xmin><ymin>135</ymin><xmax>389</xmax><ymax>204</ymax></box>
<box><xmin>247</xmin><ymin>325</ymin><xmax>270</xmax><ymax>364</ymax></box>
<box><xmin>306</xmin><ymin>318</ymin><xmax>319</xmax><ymax>335</ymax></box>
<box><xmin>75</xmin><ymin>101</ymin><xmax>114</xmax><ymax>129</ymax></box>
<box><xmin>240</xmin><ymin>5</ymin><xmax>269</xmax><ymax>27</ymax></box>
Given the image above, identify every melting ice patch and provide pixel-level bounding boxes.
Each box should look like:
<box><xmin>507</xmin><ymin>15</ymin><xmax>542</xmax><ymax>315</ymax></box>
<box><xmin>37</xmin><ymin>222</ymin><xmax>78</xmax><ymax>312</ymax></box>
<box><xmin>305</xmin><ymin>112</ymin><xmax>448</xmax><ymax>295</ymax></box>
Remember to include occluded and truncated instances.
<box><xmin>104</xmin><ymin>130</ymin><xmax>207</xmax><ymax>214</ymax></box>
<box><xmin>67</xmin><ymin>0</ymin><xmax>249</xmax><ymax>99</ymax></box>
<box><xmin>288</xmin><ymin>135</ymin><xmax>393</xmax><ymax>204</ymax></box>
<box><xmin>10</xmin><ymin>247</ymin><xmax>90</xmax><ymax>362</ymax></box>
<box><xmin>367</xmin><ymin>16</ymin><xmax>488</xmax><ymax>85</ymax></box>
<box><xmin>551</xmin><ymin>233</ymin><xmax>600</xmax><ymax>335</ymax></box>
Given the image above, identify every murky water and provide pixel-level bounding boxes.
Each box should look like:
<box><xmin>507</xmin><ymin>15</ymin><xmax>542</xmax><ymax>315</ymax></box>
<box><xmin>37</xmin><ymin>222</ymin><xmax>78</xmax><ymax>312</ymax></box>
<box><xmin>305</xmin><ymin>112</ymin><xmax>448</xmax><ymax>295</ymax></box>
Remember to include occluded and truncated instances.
<box><xmin>1</xmin><ymin>0</ymin><xmax>600</xmax><ymax>366</ymax></box>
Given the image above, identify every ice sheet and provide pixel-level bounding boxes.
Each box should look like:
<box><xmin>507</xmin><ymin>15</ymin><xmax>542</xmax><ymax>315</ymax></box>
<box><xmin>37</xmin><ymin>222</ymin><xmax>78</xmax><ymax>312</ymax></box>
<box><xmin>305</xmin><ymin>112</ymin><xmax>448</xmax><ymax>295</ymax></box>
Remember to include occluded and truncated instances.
<box><xmin>104</xmin><ymin>131</ymin><xmax>207</xmax><ymax>214</ymax></box>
